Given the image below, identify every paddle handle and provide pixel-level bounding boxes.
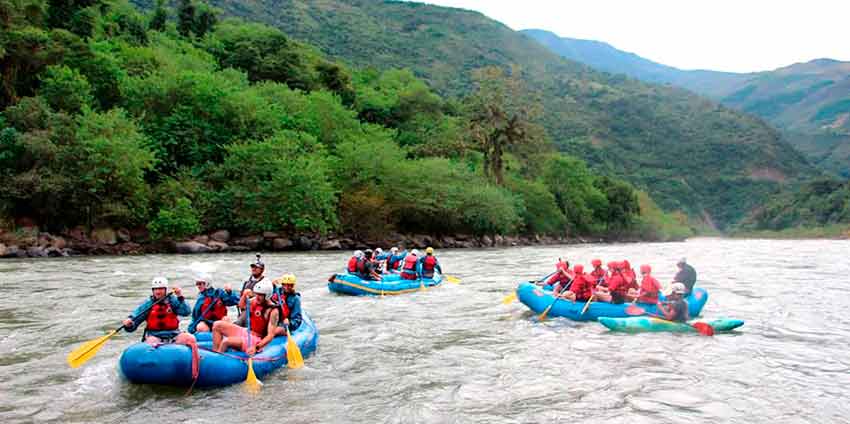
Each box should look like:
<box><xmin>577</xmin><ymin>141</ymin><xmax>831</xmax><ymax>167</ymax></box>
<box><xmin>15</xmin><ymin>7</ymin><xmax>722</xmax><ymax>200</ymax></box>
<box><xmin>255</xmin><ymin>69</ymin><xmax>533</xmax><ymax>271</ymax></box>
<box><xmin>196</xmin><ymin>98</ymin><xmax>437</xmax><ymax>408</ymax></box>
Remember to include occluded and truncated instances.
<box><xmin>580</xmin><ymin>295</ymin><xmax>595</xmax><ymax>315</ymax></box>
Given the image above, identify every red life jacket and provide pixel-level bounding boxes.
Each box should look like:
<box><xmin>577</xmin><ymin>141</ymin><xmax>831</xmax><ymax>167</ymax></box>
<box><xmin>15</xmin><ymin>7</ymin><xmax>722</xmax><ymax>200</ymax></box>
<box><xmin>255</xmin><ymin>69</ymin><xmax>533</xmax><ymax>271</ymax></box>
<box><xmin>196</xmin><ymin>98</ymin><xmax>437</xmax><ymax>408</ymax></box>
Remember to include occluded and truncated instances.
<box><xmin>356</xmin><ymin>258</ymin><xmax>367</xmax><ymax>274</ymax></box>
<box><xmin>607</xmin><ymin>272</ymin><xmax>629</xmax><ymax>298</ymax></box>
<box><xmin>570</xmin><ymin>274</ymin><xmax>594</xmax><ymax>301</ymax></box>
<box><xmin>270</xmin><ymin>292</ymin><xmax>291</xmax><ymax>320</ymax></box>
<box><xmin>347</xmin><ymin>257</ymin><xmax>358</xmax><ymax>273</ymax></box>
<box><xmin>590</xmin><ymin>267</ymin><xmax>606</xmax><ymax>285</ymax></box>
<box><xmin>146</xmin><ymin>298</ymin><xmax>179</xmax><ymax>331</ymax></box>
<box><xmin>248</xmin><ymin>298</ymin><xmax>274</xmax><ymax>338</ymax></box>
<box><xmin>637</xmin><ymin>275</ymin><xmax>661</xmax><ymax>304</ymax></box>
<box><xmin>422</xmin><ymin>255</ymin><xmax>437</xmax><ymax>272</ymax></box>
<box><xmin>402</xmin><ymin>255</ymin><xmax>418</xmax><ymax>273</ymax></box>
<box><xmin>200</xmin><ymin>294</ymin><xmax>228</xmax><ymax>322</ymax></box>
<box><xmin>387</xmin><ymin>255</ymin><xmax>401</xmax><ymax>271</ymax></box>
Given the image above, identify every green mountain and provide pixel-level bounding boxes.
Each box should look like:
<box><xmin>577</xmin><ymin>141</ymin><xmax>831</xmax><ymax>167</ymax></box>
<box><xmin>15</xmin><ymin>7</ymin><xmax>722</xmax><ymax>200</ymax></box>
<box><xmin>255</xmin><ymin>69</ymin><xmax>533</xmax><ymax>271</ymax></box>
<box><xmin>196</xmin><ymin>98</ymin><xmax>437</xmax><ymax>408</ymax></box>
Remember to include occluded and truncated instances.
<box><xmin>523</xmin><ymin>29</ymin><xmax>850</xmax><ymax>178</ymax></box>
<box><xmin>131</xmin><ymin>0</ymin><xmax>815</xmax><ymax>229</ymax></box>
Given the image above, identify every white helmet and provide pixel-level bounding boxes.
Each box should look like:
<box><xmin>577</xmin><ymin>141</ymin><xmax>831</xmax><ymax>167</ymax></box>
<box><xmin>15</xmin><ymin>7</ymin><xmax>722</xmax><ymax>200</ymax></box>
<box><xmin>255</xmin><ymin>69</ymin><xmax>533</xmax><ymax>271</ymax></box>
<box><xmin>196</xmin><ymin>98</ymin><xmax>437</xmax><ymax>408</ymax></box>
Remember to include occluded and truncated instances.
<box><xmin>669</xmin><ymin>282</ymin><xmax>686</xmax><ymax>295</ymax></box>
<box><xmin>391</xmin><ymin>247</ymin><xmax>398</xmax><ymax>254</ymax></box>
<box><xmin>375</xmin><ymin>248</ymin><xmax>383</xmax><ymax>254</ymax></box>
<box><xmin>151</xmin><ymin>277</ymin><xmax>169</xmax><ymax>289</ymax></box>
<box><xmin>411</xmin><ymin>249</ymin><xmax>421</xmax><ymax>256</ymax></box>
<box><xmin>253</xmin><ymin>281</ymin><xmax>272</xmax><ymax>296</ymax></box>
<box><xmin>195</xmin><ymin>273</ymin><xmax>213</xmax><ymax>286</ymax></box>
<box><xmin>354</xmin><ymin>250</ymin><xmax>364</xmax><ymax>259</ymax></box>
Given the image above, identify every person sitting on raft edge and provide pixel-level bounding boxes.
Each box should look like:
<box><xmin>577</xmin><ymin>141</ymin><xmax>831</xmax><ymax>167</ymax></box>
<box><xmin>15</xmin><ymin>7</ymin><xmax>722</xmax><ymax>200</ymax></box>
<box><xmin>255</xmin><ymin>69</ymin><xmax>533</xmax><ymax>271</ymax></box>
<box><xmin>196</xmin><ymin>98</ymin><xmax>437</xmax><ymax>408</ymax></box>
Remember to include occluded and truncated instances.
<box><xmin>271</xmin><ymin>274</ymin><xmax>303</xmax><ymax>335</ymax></box>
<box><xmin>212</xmin><ymin>280</ymin><xmax>279</xmax><ymax>356</ymax></box>
<box><xmin>401</xmin><ymin>249</ymin><xmax>420</xmax><ymax>280</ymax></box>
<box><xmin>122</xmin><ymin>277</ymin><xmax>196</xmax><ymax>346</ymax></box>
<box><xmin>657</xmin><ymin>282</ymin><xmax>689</xmax><ymax>322</ymax></box>
<box><xmin>636</xmin><ymin>264</ymin><xmax>662</xmax><ymax>304</ymax></box>
<box><xmin>555</xmin><ymin>264</ymin><xmax>593</xmax><ymax>302</ymax></box>
<box><xmin>417</xmin><ymin>247</ymin><xmax>442</xmax><ymax>279</ymax></box>
<box><xmin>188</xmin><ymin>274</ymin><xmax>239</xmax><ymax>334</ymax></box>
<box><xmin>673</xmin><ymin>258</ymin><xmax>697</xmax><ymax>295</ymax></box>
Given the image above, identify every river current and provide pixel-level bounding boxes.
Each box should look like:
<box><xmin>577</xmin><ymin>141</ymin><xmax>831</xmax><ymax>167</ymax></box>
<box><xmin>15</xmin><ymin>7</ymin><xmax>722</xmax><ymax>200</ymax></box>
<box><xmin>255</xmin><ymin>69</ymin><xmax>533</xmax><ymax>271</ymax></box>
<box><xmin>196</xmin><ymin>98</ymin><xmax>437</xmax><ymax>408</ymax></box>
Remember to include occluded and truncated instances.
<box><xmin>1</xmin><ymin>238</ymin><xmax>849</xmax><ymax>423</ymax></box>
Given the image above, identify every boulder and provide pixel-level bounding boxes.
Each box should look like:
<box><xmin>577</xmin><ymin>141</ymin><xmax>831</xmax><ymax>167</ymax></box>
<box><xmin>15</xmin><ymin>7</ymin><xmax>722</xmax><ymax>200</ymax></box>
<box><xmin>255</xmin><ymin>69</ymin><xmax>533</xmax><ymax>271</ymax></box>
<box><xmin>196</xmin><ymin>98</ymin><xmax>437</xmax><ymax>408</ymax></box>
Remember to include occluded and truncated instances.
<box><xmin>66</xmin><ymin>226</ymin><xmax>88</xmax><ymax>241</ymax></box>
<box><xmin>207</xmin><ymin>240</ymin><xmax>229</xmax><ymax>252</ymax></box>
<box><xmin>129</xmin><ymin>227</ymin><xmax>150</xmax><ymax>243</ymax></box>
<box><xmin>193</xmin><ymin>235</ymin><xmax>210</xmax><ymax>245</ymax></box>
<box><xmin>442</xmin><ymin>236</ymin><xmax>456</xmax><ymax>248</ymax></box>
<box><xmin>26</xmin><ymin>246</ymin><xmax>47</xmax><ymax>257</ymax></box>
<box><xmin>262</xmin><ymin>231</ymin><xmax>279</xmax><ymax>239</ymax></box>
<box><xmin>210</xmin><ymin>230</ymin><xmax>230</xmax><ymax>243</ymax></box>
<box><xmin>272</xmin><ymin>238</ymin><xmax>293</xmax><ymax>251</ymax></box>
<box><xmin>46</xmin><ymin>247</ymin><xmax>64</xmax><ymax>257</ymax></box>
<box><xmin>117</xmin><ymin>228</ymin><xmax>132</xmax><ymax>243</ymax></box>
<box><xmin>117</xmin><ymin>242</ymin><xmax>143</xmax><ymax>255</ymax></box>
<box><xmin>174</xmin><ymin>241</ymin><xmax>212</xmax><ymax>254</ymax></box>
<box><xmin>232</xmin><ymin>235</ymin><xmax>262</xmax><ymax>250</ymax></box>
<box><xmin>0</xmin><ymin>243</ymin><xmax>6</xmax><ymax>257</ymax></box>
<box><xmin>481</xmin><ymin>235</ymin><xmax>493</xmax><ymax>247</ymax></box>
<box><xmin>91</xmin><ymin>227</ymin><xmax>118</xmax><ymax>245</ymax></box>
<box><xmin>494</xmin><ymin>235</ymin><xmax>505</xmax><ymax>246</ymax></box>
<box><xmin>320</xmin><ymin>239</ymin><xmax>342</xmax><ymax>250</ymax></box>
<box><xmin>455</xmin><ymin>234</ymin><xmax>472</xmax><ymax>241</ymax></box>
<box><xmin>50</xmin><ymin>236</ymin><xmax>67</xmax><ymax>250</ymax></box>
<box><xmin>230</xmin><ymin>245</ymin><xmax>251</xmax><ymax>252</ymax></box>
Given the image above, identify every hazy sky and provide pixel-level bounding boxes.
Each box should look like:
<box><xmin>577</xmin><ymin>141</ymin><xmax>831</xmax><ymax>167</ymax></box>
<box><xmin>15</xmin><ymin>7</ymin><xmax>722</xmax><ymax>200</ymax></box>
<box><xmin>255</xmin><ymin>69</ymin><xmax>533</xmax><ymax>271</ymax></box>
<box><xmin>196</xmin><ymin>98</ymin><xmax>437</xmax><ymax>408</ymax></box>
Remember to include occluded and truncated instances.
<box><xmin>420</xmin><ymin>0</ymin><xmax>850</xmax><ymax>73</ymax></box>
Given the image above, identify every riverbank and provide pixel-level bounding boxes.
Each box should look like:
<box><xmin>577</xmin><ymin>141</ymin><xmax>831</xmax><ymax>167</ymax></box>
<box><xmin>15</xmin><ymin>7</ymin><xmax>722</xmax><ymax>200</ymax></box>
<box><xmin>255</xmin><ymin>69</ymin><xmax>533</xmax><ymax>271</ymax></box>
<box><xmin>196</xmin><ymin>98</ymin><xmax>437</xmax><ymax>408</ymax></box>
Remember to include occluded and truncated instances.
<box><xmin>729</xmin><ymin>224</ymin><xmax>850</xmax><ymax>240</ymax></box>
<box><xmin>0</xmin><ymin>224</ymin><xmax>630</xmax><ymax>258</ymax></box>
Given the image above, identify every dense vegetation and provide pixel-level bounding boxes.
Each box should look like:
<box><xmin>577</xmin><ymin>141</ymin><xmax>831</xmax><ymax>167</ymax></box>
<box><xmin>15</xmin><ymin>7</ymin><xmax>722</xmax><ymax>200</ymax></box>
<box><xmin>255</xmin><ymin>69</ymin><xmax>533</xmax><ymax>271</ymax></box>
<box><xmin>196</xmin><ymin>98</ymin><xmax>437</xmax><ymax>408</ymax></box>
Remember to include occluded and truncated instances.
<box><xmin>168</xmin><ymin>0</ymin><xmax>816</xmax><ymax>229</ymax></box>
<box><xmin>0</xmin><ymin>0</ymin><xmax>690</xmax><ymax>241</ymax></box>
<box><xmin>523</xmin><ymin>30</ymin><xmax>850</xmax><ymax>178</ymax></box>
<box><xmin>739</xmin><ymin>178</ymin><xmax>850</xmax><ymax>232</ymax></box>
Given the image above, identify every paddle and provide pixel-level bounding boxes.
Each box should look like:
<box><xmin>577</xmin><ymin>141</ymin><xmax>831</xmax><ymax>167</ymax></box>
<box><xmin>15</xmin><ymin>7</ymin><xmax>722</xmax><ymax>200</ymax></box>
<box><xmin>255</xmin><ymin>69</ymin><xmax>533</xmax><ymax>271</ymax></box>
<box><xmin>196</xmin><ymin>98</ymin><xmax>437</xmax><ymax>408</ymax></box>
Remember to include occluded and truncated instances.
<box><xmin>625</xmin><ymin>304</ymin><xmax>715</xmax><ymax>336</ymax></box>
<box><xmin>67</xmin><ymin>291</ymin><xmax>173</xmax><ymax>368</ymax></box>
<box><xmin>539</xmin><ymin>276</ymin><xmax>574</xmax><ymax>321</ymax></box>
<box><xmin>580</xmin><ymin>295</ymin><xmax>595</xmax><ymax>316</ymax></box>
<box><xmin>285</xmin><ymin>327</ymin><xmax>304</xmax><ymax>369</ymax></box>
<box><xmin>444</xmin><ymin>275</ymin><xmax>461</xmax><ymax>284</ymax></box>
<box><xmin>501</xmin><ymin>271</ymin><xmax>557</xmax><ymax>304</ymax></box>
<box><xmin>243</xmin><ymin>295</ymin><xmax>262</xmax><ymax>394</ymax></box>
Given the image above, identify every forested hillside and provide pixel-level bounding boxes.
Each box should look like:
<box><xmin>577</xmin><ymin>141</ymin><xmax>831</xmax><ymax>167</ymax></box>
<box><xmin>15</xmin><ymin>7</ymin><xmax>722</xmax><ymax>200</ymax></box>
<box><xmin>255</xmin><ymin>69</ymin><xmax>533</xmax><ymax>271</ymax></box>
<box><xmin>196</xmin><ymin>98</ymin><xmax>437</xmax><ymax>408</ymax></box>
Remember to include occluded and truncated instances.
<box><xmin>524</xmin><ymin>29</ymin><xmax>850</xmax><ymax>178</ymax></box>
<box><xmin>1</xmin><ymin>0</ymin><xmax>689</xmax><ymax>247</ymax></box>
<box><xmin>148</xmin><ymin>0</ymin><xmax>817</xmax><ymax>228</ymax></box>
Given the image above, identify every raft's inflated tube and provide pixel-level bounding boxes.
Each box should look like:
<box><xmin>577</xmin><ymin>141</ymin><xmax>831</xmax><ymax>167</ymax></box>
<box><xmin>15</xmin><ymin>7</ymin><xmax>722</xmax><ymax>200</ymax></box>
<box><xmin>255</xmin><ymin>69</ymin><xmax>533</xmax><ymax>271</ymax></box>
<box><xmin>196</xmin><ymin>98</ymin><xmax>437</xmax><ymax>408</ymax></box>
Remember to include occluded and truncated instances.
<box><xmin>598</xmin><ymin>316</ymin><xmax>745</xmax><ymax>333</ymax></box>
<box><xmin>328</xmin><ymin>273</ymin><xmax>442</xmax><ymax>296</ymax></box>
<box><xmin>515</xmin><ymin>282</ymin><xmax>709</xmax><ymax>321</ymax></box>
<box><xmin>119</xmin><ymin>314</ymin><xmax>318</xmax><ymax>388</ymax></box>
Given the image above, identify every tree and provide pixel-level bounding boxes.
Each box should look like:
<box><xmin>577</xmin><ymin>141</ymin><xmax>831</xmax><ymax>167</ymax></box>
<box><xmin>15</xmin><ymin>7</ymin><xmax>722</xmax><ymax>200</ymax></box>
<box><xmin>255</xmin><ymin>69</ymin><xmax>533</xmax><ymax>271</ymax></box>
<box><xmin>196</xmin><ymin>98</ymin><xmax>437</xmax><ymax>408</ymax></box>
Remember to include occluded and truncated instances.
<box><xmin>177</xmin><ymin>0</ymin><xmax>195</xmax><ymax>38</ymax></box>
<box><xmin>464</xmin><ymin>65</ymin><xmax>545</xmax><ymax>185</ymax></box>
<box><xmin>149</xmin><ymin>0</ymin><xmax>167</xmax><ymax>31</ymax></box>
<box><xmin>37</xmin><ymin>65</ymin><xmax>93</xmax><ymax>113</ymax></box>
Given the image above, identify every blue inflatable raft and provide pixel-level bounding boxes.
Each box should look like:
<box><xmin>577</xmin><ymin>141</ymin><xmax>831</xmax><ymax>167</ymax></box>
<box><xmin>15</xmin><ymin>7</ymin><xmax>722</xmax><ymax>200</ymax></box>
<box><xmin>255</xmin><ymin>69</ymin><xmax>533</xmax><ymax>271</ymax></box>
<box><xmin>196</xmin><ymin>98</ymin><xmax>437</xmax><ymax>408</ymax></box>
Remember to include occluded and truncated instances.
<box><xmin>516</xmin><ymin>282</ymin><xmax>709</xmax><ymax>321</ymax></box>
<box><xmin>328</xmin><ymin>272</ymin><xmax>442</xmax><ymax>296</ymax></box>
<box><xmin>119</xmin><ymin>314</ymin><xmax>318</xmax><ymax>388</ymax></box>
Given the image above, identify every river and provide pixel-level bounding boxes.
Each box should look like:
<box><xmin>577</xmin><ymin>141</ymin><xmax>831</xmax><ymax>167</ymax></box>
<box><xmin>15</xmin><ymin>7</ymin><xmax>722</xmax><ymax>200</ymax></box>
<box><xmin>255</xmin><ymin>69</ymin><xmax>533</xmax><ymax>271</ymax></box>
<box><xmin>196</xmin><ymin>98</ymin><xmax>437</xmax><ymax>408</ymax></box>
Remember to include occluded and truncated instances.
<box><xmin>1</xmin><ymin>238</ymin><xmax>849</xmax><ymax>423</ymax></box>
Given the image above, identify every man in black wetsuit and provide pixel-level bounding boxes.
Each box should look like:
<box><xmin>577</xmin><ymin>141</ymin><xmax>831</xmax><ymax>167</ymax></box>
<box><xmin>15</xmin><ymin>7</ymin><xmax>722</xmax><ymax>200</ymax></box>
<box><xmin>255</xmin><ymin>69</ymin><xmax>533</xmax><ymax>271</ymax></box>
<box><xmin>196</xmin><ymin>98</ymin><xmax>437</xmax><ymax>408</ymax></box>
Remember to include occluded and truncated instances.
<box><xmin>673</xmin><ymin>257</ymin><xmax>697</xmax><ymax>295</ymax></box>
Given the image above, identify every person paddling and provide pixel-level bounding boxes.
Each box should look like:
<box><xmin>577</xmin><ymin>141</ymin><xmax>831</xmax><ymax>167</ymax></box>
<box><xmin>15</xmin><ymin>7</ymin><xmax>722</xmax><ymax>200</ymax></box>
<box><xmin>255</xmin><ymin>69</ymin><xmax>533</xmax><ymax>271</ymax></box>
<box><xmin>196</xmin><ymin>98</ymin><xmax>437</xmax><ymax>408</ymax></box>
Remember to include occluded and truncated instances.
<box><xmin>271</xmin><ymin>274</ymin><xmax>303</xmax><ymax>336</ymax></box>
<box><xmin>545</xmin><ymin>259</ymin><xmax>572</xmax><ymax>286</ymax></box>
<box><xmin>385</xmin><ymin>246</ymin><xmax>405</xmax><ymax>273</ymax></box>
<box><xmin>418</xmin><ymin>247</ymin><xmax>443</xmax><ymax>279</ymax></box>
<box><xmin>589</xmin><ymin>259</ymin><xmax>606</xmax><ymax>285</ymax></box>
<box><xmin>400</xmin><ymin>250</ymin><xmax>419</xmax><ymax>280</ymax></box>
<box><xmin>657</xmin><ymin>283</ymin><xmax>689</xmax><ymax>322</ymax></box>
<box><xmin>188</xmin><ymin>274</ymin><xmax>239</xmax><ymax>334</ymax></box>
<box><xmin>347</xmin><ymin>250</ymin><xmax>364</xmax><ymax>275</ymax></box>
<box><xmin>636</xmin><ymin>264</ymin><xmax>662</xmax><ymax>304</ymax></box>
<box><xmin>212</xmin><ymin>281</ymin><xmax>279</xmax><ymax>355</ymax></box>
<box><xmin>122</xmin><ymin>277</ymin><xmax>195</xmax><ymax>346</ymax></box>
<box><xmin>673</xmin><ymin>258</ymin><xmax>697</xmax><ymax>295</ymax></box>
<box><xmin>555</xmin><ymin>264</ymin><xmax>593</xmax><ymax>302</ymax></box>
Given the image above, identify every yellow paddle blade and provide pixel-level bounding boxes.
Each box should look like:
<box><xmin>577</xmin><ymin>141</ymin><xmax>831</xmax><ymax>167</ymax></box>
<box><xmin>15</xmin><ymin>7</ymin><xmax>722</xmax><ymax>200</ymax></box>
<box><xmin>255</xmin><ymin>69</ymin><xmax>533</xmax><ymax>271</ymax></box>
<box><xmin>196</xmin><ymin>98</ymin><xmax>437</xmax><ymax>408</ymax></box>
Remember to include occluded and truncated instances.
<box><xmin>286</xmin><ymin>329</ymin><xmax>304</xmax><ymax>369</ymax></box>
<box><xmin>243</xmin><ymin>358</ymin><xmax>263</xmax><ymax>394</ymax></box>
<box><xmin>445</xmin><ymin>275</ymin><xmax>461</xmax><ymax>284</ymax></box>
<box><xmin>67</xmin><ymin>328</ymin><xmax>121</xmax><ymax>368</ymax></box>
<box><xmin>501</xmin><ymin>292</ymin><xmax>518</xmax><ymax>305</ymax></box>
<box><xmin>419</xmin><ymin>280</ymin><xmax>427</xmax><ymax>292</ymax></box>
<box><xmin>539</xmin><ymin>303</ymin><xmax>555</xmax><ymax>321</ymax></box>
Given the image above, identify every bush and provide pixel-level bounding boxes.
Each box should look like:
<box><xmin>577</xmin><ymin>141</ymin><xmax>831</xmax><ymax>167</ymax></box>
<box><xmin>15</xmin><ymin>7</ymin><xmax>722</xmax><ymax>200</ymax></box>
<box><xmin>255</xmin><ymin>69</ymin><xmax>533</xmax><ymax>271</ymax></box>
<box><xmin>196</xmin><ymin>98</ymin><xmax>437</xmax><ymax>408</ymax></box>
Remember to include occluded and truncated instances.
<box><xmin>508</xmin><ymin>178</ymin><xmax>566</xmax><ymax>235</ymax></box>
<box><xmin>38</xmin><ymin>65</ymin><xmax>94</xmax><ymax>114</ymax></box>
<box><xmin>148</xmin><ymin>197</ymin><xmax>201</xmax><ymax>240</ymax></box>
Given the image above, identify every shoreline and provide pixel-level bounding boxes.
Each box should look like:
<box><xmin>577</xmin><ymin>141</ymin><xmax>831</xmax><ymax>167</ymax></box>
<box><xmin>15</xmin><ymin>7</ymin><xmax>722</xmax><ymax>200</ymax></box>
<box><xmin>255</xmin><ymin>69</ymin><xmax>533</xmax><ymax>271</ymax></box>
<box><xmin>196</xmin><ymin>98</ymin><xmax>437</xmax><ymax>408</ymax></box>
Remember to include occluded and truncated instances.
<box><xmin>0</xmin><ymin>226</ymin><xmax>636</xmax><ymax>259</ymax></box>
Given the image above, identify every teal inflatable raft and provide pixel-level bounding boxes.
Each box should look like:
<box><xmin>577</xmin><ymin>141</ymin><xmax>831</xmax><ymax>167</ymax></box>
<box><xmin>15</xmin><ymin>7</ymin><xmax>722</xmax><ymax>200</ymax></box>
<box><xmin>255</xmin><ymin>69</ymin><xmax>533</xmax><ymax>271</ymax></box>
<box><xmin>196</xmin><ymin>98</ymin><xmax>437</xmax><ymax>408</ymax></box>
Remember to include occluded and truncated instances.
<box><xmin>119</xmin><ymin>314</ymin><xmax>318</xmax><ymax>388</ymax></box>
<box><xmin>328</xmin><ymin>272</ymin><xmax>442</xmax><ymax>296</ymax></box>
<box><xmin>598</xmin><ymin>316</ymin><xmax>745</xmax><ymax>333</ymax></box>
<box><xmin>515</xmin><ymin>281</ymin><xmax>709</xmax><ymax>321</ymax></box>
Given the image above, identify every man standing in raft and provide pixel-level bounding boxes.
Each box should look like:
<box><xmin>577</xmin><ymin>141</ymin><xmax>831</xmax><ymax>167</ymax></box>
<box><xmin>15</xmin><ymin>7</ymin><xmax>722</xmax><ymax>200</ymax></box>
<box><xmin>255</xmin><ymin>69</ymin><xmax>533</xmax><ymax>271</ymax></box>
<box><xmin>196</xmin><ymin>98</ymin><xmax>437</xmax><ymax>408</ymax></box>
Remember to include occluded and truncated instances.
<box><xmin>673</xmin><ymin>258</ymin><xmax>697</xmax><ymax>295</ymax></box>
<box><xmin>271</xmin><ymin>274</ymin><xmax>303</xmax><ymax>336</ymax></box>
<box><xmin>236</xmin><ymin>255</ymin><xmax>266</xmax><ymax>325</ymax></box>
<box><xmin>657</xmin><ymin>283</ymin><xmax>689</xmax><ymax>322</ymax></box>
<box><xmin>123</xmin><ymin>277</ymin><xmax>195</xmax><ymax>346</ymax></box>
<box><xmin>212</xmin><ymin>281</ymin><xmax>279</xmax><ymax>355</ymax></box>
<box><xmin>400</xmin><ymin>250</ymin><xmax>420</xmax><ymax>280</ymax></box>
<box><xmin>188</xmin><ymin>274</ymin><xmax>239</xmax><ymax>334</ymax></box>
<box><xmin>418</xmin><ymin>247</ymin><xmax>443</xmax><ymax>279</ymax></box>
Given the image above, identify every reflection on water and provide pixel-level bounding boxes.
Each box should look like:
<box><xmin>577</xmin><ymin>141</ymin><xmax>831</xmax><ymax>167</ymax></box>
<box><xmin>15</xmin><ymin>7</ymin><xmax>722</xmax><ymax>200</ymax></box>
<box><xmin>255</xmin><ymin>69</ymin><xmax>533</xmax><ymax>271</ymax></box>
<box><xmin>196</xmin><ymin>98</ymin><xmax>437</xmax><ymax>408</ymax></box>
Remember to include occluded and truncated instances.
<box><xmin>1</xmin><ymin>238</ymin><xmax>849</xmax><ymax>423</ymax></box>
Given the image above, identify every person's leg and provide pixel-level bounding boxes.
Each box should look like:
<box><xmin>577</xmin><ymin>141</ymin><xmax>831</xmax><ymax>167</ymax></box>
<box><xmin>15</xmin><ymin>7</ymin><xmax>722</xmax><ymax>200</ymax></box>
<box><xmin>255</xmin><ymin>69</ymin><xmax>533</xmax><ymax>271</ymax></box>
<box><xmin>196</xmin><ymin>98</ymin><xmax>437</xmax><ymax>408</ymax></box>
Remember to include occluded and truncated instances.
<box><xmin>213</xmin><ymin>320</ymin><xmax>241</xmax><ymax>351</ymax></box>
<box><xmin>174</xmin><ymin>332</ymin><xmax>197</xmax><ymax>346</ymax></box>
<box><xmin>145</xmin><ymin>335</ymin><xmax>162</xmax><ymax>345</ymax></box>
<box><xmin>195</xmin><ymin>321</ymin><xmax>211</xmax><ymax>333</ymax></box>
<box><xmin>562</xmin><ymin>291</ymin><xmax>577</xmax><ymax>301</ymax></box>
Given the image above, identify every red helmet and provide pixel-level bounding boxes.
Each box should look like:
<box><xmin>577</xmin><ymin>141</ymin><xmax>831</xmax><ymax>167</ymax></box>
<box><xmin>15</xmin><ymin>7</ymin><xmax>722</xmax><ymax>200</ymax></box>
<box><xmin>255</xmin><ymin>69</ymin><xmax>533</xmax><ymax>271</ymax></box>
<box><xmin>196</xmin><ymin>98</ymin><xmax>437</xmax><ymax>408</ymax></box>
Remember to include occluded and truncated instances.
<box><xmin>556</xmin><ymin>261</ymin><xmax>569</xmax><ymax>271</ymax></box>
<box><xmin>573</xmin><ymin>264</ymin><xmax>584</xmax><ymax>274</ymax></box>
<box><xmin>622</xmin><ymin>260</ymin><xmax>631</xmax><ymax>269</ymax></box>
<box><xmin>607</xmin><ymin>261</ymin><xmax>616</xmax><ymax>269</ymax></box>
<box><xmin>640</xmin><ymin>264</ymin><xmax>651</xmax><ymax>274</ymax></box>
<box><xmin>591</xmin><ymin>259</ymin><xmax>602</xmax><ymax>267</ymax></box>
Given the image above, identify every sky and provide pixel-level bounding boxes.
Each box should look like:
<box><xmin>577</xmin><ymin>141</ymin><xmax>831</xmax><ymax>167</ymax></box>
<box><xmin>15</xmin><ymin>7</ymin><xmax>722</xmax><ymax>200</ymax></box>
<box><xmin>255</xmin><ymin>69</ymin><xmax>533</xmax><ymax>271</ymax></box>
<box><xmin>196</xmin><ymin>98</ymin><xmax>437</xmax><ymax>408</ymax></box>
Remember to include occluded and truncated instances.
<box><xmin>420</xmin><ymin>0</ymin><xmax>850</xmax><ymax>73</ymax></box>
